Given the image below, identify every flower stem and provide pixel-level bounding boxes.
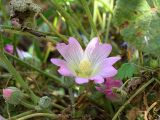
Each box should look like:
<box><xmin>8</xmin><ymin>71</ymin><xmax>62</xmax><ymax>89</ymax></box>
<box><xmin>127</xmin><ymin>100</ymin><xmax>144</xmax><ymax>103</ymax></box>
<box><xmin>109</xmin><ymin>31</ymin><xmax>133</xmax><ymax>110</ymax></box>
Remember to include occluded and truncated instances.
<box><xmin>22</xmin><ymin>96</ymin><xmax>65</xmax><ymax>110</ymax></box>
<box><xmin>139</xmin><ymin>50</ymin><xmax>144</xmax><ymax>65</ymax></box>
<box><xmin>0</xmin><ymin>25</ymin><xmax>63</xmax><ymax>44</ymax></box>
<box><xmin>20</xmin><ymin>101</ymin><xmax>36</xmax><ymax>109</ymax></box>
<box><xmin>80</xmin><ymin>0</ymin><xmax>99</xmax><ymax>40</ymax></box>
<box><xmin>7</xmin><ymin>103</ymin><xmax>11</xmax><ymax>119</ymax></box>
<box><xmin>69</xmin><ymin>88</ymin><xmax>75</xmax><ymax>117</ymax></box>
<box><xmin>17</xmin><ymin>113</ymin><xmax>57</xmax><ymax>120</ymax></box>
<box><xmin>105</xmin><ymin>0</ymin><xmax>114</xmax><ymax>43</ymax></box>
<box><xmin>10</xmin><ymin>110</ymin><xmax>34</xmax><ymax>120</ymax></box>
<box><xmin>43</xmin><ymin>42</ymin><xmax>52</xmax><ymax>63</ymax></box>
<box><xmin>51</xmin><ymin>102</ymin><xmax>65</xmax><ymax>110</ymax></box>
<box><xmin>112</xmin><ymin>78</ymin><xmax>155</xmax><ymax>120</ymax></box>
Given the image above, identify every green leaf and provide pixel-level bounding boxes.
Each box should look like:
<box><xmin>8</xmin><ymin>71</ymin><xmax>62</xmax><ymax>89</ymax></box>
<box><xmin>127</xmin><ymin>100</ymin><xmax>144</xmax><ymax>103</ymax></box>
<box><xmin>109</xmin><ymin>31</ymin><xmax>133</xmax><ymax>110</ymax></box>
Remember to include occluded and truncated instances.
<box><xmin>113</xmin><ymin>0</ymin><xmax>160</xmax><ymax>55</ymax></box>
<box><xmin>0</xmin><ymin>61</ymin><xmax>7</xmax><ymax>70</ymax></box>
<box><xmin>116</xmin><ymin>63</ymin><xmax>137</xmax><ymax>80</ymax></box>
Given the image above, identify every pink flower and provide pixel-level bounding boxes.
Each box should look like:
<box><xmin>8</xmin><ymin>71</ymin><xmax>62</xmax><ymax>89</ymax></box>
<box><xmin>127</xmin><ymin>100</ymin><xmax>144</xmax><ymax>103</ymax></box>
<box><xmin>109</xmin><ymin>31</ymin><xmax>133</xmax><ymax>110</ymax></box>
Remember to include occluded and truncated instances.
<box><xmin>0</xmin><ymin>115</ymin><xmax>5</xmax><ymax>120</ymax></box>
<box><xmin>51</xmin><ymin>37</ymin><xmax>120</xmax><ymax>84</ymax></box>
<box><xmin>96</xmin><ymin>77</ymin><xmax>122</xmax><ymax>101</ymax></box>
<box><xmin>2</xmin><ymin>87</ymin><xmax>24</xmax><ymax>105</ymax></box>
<box><xmin>3</xmin><ymin>88</ymin><xmax>13</xmax><ymax>101</ymax></box>
<box><xmin>4</xmin><ymin>44</ymin><xmax>32</xmax><ymax>59</ymax></box>
<box><xmin>4</xmin><ymin>44</ymin><xmax>14</xmax><ymax>54</ymax></box>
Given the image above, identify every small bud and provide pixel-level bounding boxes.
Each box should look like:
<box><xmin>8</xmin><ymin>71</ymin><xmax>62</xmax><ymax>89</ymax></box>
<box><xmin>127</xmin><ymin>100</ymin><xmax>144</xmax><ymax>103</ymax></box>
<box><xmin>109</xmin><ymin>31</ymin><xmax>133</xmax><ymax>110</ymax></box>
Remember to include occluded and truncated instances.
<box><xmin>38</xmin><ymin>96</ymin><xmax>51</xmax><ymax>109</ymax></box>
<box><xmin>4</xmin><ymin>44</ymin><xmax>13</xmax><ymax>54</ymax></box>
<box><xmin>3</xmin><ymin>88</ymin><xmax>13</xmax><ymax>101</ymax></box>
<box><xmin>3</xmin><ymin>87</ymin><xmax>24</xmax><ymax>105</ymax></box>
<box><xmin>149</xmin><ymin>59</ymin><xmax>159</xmax><ymax>68</ymax></box>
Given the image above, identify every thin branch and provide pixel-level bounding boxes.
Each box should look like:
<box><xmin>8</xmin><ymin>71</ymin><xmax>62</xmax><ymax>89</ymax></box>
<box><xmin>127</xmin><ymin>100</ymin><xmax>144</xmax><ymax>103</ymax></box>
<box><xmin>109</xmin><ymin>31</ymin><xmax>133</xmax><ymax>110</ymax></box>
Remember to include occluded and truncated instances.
<box><xmin>0</xmin><ymin>25</ymin><xmax>68</xmax><ymax>44</ymax></box>
<box><xmin>112</xmin><ymin>78</ymin><xmax>155</xmax><ymax>120</ymax></box>
<box><xmin>16</xmin><ymin>113</ymin><xmax>57</xmax><ymax>120</ymax></box>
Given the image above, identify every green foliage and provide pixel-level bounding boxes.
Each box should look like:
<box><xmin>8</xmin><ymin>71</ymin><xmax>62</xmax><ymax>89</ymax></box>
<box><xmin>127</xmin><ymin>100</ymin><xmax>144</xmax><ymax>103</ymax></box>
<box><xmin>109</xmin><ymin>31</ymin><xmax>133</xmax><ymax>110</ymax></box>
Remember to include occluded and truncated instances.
<box><xmin>2</xmin><ymin>0</ymin><xmax>160</xmax><ymax>119</ymax></box>
<box><xmin>54</xmin><ymin>0</ymin><xmax>75</xmax><ymax>4</ymax></box>
<box><xmin>149</xmin><ymin>59</ymin><xmax>159</xmax><ymax>68</ymax></box>
<box><xmin>114</xmin><ymin>0</ymin><xmax>160</xmax><ymax>55</ymax></box>
<box><xmin>116</xmin><ymin>63</ymin><xmax>137</xmax><ymax>80</ymax></box>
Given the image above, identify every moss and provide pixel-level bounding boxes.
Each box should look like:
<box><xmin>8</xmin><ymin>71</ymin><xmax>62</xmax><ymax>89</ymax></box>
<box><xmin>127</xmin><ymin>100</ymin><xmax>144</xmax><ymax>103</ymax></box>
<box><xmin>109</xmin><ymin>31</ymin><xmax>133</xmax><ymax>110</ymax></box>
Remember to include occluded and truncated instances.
<box><xmin>9</xmin><ymin>0</ymin><xmax>42</xmax><ymax>28</ymax></box>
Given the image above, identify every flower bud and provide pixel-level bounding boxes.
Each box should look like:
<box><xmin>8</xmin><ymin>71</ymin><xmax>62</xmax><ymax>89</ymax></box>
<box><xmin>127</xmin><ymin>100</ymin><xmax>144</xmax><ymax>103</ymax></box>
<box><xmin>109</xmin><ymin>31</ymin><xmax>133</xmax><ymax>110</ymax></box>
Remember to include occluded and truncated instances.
<box><xmin>149</xmin><ymin>59</ymin><xmax>159</xmax><ymax>68</ymax></box>
<box><xmin>3</xmin><ymin>87</ymin><xmax>24</xmax><ymax>105</ymax></box>
<box><xmin>4</xmin><ymin>44</ymin><xmax>13</xmax><ymax>54</ymax></box>
<box><xmin>38</xmin><ymin>96</ymin><xmax>51</xmax><ymax>109</ymax></box>
<box><xmin>3</xmin><ymin>88</ymin><xmax>13</xmax><ymax>101</ymax></box>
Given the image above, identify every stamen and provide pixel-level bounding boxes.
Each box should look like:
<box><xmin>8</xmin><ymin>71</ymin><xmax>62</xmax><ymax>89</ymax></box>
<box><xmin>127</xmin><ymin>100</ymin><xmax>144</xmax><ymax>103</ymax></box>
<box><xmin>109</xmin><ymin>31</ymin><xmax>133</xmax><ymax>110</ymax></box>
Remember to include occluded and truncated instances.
<box><xmin>79</xmin><ymin>58</ymin><xmax>91</xmax><ymax>73</ymax></box>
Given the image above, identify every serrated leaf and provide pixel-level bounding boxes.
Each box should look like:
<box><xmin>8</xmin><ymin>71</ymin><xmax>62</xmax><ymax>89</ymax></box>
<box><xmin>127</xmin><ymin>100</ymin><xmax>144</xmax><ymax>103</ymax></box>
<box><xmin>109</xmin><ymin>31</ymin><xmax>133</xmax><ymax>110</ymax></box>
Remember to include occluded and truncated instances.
<box><xmin>113</xmin><ymin>0</ymin><xmax>160</xmax><ymax>55</ymax></box>
<box><xmin>116</xmin><ymin>63</ymin><xmax>137</xmax><ymax>80</ymax></box>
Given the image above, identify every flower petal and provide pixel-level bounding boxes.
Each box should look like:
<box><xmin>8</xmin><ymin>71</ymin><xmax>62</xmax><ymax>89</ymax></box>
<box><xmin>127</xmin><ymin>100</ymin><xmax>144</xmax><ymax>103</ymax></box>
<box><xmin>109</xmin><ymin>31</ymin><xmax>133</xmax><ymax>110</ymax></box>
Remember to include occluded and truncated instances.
<box><xmin>103</xmin><ymin>56</ymin><xmax>121</xmax><ymax>66</ymax></box>
<box><xmin>85</xmin><ymin>37</ymin><xmax>99</xmax><ymax>55</ymax></box>
<box><xmin>92</xmin><ymin>56</ymin><xmax>120</xmax><ymax>77</ymax></box>
<box><xmin>105</xmin><ymin>78</ymin><xmax>122</xmax><ymax>89</ymax></box>
<box><xmin>3</xmin><ymin>89</ymin><xmax>13</xmax><ymax>98</ymax></box>
<box><xmin>98</xmin><ymin>66</ymin><xmax>117</xmax><ymax>77</ymax></box>
<box><xmin>104</xmin><ymin>79</ymin><xmax>123</xmax><ymax>101</ymax></box>
<box><xmin>0</xmin><ymin>115</ymin><xmax>5</xmax><ymax>120</ymax></box>
<box><xmin>51</xmin><ymin>58</ymin><xmax>74</xmax><ymax>76</ymax></box>
<box><xmin>56</xmin><ymin>37</ymin><xmax>83</xmax><ymax>68</ymax></box>
<box><xmin>85</xmin><ymin>37</ymin><xmax>112</xmax><ymax>64</ymax></box>
<box><xmin>75</xmin><ymin>77</ymin><xmax>89</xmax><ymax>84</ymax></box>
<box><xmin>17</xmin><ymin>49</ymin><xmax>32</xmax><ymax>59</ymax></box>
<box><xmin>91</xmin><ymin>76</ymin><xmax>104</xmax><ymax>84</ymax></box>
<box><xmin>96</xmin><ymin>86</ymin><xmax>103</xmax><ymax>92</ymax></box>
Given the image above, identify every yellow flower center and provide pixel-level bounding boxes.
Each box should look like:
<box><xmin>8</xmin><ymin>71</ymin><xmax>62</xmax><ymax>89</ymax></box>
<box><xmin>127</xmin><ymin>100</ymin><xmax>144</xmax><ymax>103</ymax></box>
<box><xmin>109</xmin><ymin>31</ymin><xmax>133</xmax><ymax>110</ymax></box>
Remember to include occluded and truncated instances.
<box><xmin>77</xmin><ymin>58</ymin><xmax>92</xmax><ymax>77</ymax></box>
